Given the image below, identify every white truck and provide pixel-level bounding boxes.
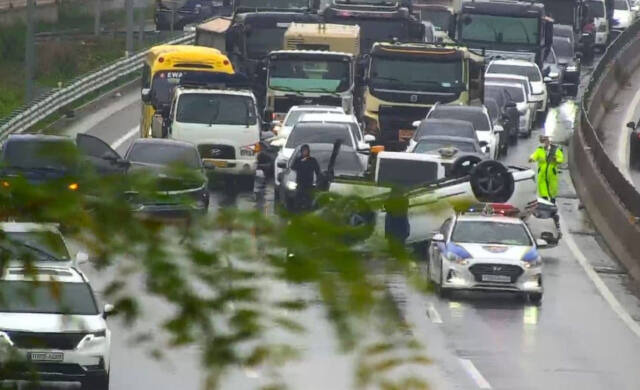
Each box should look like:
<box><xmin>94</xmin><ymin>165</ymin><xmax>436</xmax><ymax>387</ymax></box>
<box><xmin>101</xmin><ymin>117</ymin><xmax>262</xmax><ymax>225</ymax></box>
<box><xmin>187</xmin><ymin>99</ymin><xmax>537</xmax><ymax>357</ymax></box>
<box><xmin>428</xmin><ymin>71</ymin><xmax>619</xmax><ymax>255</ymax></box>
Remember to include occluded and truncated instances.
<box><xmin>327</xmin><ymin>151</ymin><xmax>537</xmax><ymax>247</ymax></box>
<box><xmin>157</xmin><ymin>87</ymin><xmax>262</xmax><ymax>179</ymax></box>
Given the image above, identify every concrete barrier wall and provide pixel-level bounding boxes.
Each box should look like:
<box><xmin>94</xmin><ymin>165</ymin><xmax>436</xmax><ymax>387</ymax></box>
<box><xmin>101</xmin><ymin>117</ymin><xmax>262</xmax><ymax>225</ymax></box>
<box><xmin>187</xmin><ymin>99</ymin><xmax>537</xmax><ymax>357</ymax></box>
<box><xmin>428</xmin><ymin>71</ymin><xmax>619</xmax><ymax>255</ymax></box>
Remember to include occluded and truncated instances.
<box><xmin>571</xmin><ymin>23</ymin><xmax>640</xmax><ymax>282</ymax></box>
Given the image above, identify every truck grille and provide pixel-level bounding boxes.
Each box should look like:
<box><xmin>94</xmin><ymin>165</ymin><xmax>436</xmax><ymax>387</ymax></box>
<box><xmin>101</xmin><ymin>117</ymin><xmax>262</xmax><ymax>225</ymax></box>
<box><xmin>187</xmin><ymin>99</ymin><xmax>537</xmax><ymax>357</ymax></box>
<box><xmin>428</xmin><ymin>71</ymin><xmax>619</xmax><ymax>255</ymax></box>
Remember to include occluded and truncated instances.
<box><xmin>469</xmin><ymin>264</ymin><xmax>523</xmax><ymax>283</ymax></box>
<box><xmin>5</xmin><ymin>331</ymin><xmax>87</xmax><ymax>350</ymax></box>
<box><xmin>198</xmin><ymin>144</ymin><xmax>235</xmax><ymax>160</ymax></box>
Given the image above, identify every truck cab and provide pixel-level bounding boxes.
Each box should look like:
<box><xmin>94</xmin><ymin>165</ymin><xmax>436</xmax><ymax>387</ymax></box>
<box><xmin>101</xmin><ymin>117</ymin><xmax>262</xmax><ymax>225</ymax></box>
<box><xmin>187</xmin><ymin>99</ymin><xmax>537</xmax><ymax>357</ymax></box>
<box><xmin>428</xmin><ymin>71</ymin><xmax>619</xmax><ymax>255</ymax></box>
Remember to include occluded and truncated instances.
<box><xmin>362</xmin><ymin>42</ymin><xmax>485</xmax><ymax>150</ymax></box>
<box><xmin>265</xmin><ymin>50</ymin><xmax>356</xmax><ymax>122</ymax></box>
<box><xmin>163</xmin><ymin>87</ymin><xmax>262</xmax><ymax>178</ymax></box>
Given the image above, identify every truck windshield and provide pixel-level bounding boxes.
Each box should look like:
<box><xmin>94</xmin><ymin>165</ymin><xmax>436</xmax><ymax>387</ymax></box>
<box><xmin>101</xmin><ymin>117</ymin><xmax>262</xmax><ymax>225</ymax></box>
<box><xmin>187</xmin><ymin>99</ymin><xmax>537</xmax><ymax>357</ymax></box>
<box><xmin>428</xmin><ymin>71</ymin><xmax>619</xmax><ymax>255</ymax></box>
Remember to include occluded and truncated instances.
<box><xmin>176</xmin><ymin>93</ymin><xmax>257</xmax><ymax>126</ymax></box>
<box><xmin>246</xmin><ymin>27</ymin><xmax>288</xmax><ymax>59</ymax></box>
<box><xmin>419</xmin><ymin>8</ymin><xmax>451</xmax><ymax>32</ymax></box>
<box><xmin>460</xmin><ymin>14</ymin><xmax>540</xmax><ymax>46</ymax></box>
<box><xmin>269</xmin><ymin>58</ymin><xmax>351</xmax><ymax>93</ymax></box>
<box><xmin>370</xmin><ymin>57</ymin><xmax>463</xmax><ymax>92</ymax></box>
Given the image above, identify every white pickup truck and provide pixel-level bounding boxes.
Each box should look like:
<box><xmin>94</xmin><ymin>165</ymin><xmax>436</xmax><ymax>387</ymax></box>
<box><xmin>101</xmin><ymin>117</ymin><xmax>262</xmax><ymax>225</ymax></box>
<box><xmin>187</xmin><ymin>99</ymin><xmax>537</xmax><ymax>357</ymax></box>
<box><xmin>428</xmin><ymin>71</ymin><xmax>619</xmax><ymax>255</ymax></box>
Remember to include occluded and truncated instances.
<box><xmin>328</xmin><ymin>151</ymin><xmax>537</xmax><ymax>246</ymax></box>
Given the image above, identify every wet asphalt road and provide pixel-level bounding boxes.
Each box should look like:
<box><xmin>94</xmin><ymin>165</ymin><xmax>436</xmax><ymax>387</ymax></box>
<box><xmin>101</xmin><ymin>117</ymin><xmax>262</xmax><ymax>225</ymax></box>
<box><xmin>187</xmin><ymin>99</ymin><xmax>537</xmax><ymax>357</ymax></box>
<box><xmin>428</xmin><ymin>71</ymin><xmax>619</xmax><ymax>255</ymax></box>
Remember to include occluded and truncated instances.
<box><xmin>53</xmin><ymin>69</ymin><xmax>640</xmax><ymax>390</ymax></box>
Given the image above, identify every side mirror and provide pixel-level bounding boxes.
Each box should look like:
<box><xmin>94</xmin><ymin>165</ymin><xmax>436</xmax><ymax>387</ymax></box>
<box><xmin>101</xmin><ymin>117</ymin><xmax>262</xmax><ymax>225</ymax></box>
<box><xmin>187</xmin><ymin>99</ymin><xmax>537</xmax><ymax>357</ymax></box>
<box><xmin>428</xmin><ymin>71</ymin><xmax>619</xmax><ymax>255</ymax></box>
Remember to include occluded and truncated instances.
<box><xmin>536</xmin><ymin>238</ymin><xmax>549</xmax><ymax>248</ymax></box>
<box><xmin>141</xmin><ymin>88</ymin><xmax>151</xmax><ymax>103</ymax></box>
<box><xmin>431</xmin><ymin>232</ymin><xmax>445</xmax><ymax>242</ymax></box>
<box><xmin>627</xmin><ymin>121</ymin><xmax>636</xmax><ymax>130</ymax></box>
<box><xmin>412</xmin><ymin>120</ymin><xmax>422</xmax><ymax>128</ymax></box>
<box><xmin>103</xmin><ymin>303</ymin><xmax>115</xmax><ymax>319</ymax></box>
<box><xmin>357</xmin><ymin>142</ymin><xmax>370</xmax><ymax>152</ymax></box>
<box><xmin>363</xmin><ymin>134</ymin><xmax>376</xmax><ymax>143</ymax></box>
<box><xmin>75</xmin><ymin>251</ymin><xmax>89</xmax><ymax>265</ymax></box>
<box><xmin>277</xmin><ymin>160</ymin><xmax>287</xmax><ymax>169</ymax></box>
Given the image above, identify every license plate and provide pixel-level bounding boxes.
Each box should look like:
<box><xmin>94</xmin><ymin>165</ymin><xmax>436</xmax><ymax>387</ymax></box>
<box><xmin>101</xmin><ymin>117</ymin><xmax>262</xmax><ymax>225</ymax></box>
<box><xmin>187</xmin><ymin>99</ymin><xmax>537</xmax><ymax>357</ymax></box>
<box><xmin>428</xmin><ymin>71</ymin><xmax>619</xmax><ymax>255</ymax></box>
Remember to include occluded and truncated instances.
<box><xmin>29</xmin><ymin>352</ymin><xmax>63</xmax><ymax>362</ymax></box>
<box><xmin>212</xmin><ymin>160</ymin><xmax>228</xmax><ymax>168</ymax></box>
<box><xmin>398</xmin><ymin>129</ymin><xmax>415</xmax><ymax>141</ymax></box>
<box><xmin>481</xmin><ymin>274</ymin><xmax>511</xmax><ymax>283</ymax></box>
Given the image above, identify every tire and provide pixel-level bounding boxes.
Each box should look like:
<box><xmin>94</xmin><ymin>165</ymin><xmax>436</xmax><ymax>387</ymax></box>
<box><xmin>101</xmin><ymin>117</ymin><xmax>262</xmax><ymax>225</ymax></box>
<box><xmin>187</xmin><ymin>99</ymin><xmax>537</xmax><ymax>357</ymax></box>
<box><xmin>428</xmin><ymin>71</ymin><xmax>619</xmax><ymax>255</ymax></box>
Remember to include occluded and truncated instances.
<box><xmin>527</xmin><ymin>292</ymin><xmax>543</xmax><ymax>304</ymax></box>
<box><xmin>469</xmin><ymin>160</ymin><xmax>515</xmax><ymax>203</ymax></box>
<box><xmin>83</xmin><ymin>374</ymin><xmax>109</xmax><ymax>390</ymax></box>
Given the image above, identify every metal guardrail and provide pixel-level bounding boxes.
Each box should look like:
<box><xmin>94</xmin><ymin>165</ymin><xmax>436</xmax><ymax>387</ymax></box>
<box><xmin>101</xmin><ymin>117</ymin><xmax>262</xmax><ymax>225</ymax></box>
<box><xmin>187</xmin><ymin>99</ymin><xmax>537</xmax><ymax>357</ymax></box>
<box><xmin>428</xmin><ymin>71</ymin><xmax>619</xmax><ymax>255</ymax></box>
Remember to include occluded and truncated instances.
<box><xmin>0</xmin><ymin>33</ymin><xmax>195</xmax><ymax>140</ymax></box>
<box><xmin>579</xmin><ymin>21</ymin><xmax>640</xmax><ymax>217</ymax></box>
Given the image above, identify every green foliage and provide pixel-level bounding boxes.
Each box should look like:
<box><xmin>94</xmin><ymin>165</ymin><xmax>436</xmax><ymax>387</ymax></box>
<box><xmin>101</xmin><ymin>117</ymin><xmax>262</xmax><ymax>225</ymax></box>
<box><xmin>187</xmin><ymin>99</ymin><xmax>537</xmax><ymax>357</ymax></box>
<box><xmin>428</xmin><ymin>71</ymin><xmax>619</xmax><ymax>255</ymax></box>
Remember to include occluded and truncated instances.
<box><xmin>0</xmin><ymin>150</ymin><xmax>434</xmax><ymax>389</ymax></box>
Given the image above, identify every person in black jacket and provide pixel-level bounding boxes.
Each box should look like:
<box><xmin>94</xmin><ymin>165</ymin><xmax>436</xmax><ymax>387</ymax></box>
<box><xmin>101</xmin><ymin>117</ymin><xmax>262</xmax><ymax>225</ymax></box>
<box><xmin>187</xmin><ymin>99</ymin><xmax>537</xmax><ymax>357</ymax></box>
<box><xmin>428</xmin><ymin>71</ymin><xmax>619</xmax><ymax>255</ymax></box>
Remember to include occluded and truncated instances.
<box><xmin>384</xmin><ymin>187</ymin><xmax>410</xmax><ymax>246</ymax></box>
<box><xmin>291</xmin><ymin>144</ymin><xmax>322</xmax><ymax>212</ymax></box>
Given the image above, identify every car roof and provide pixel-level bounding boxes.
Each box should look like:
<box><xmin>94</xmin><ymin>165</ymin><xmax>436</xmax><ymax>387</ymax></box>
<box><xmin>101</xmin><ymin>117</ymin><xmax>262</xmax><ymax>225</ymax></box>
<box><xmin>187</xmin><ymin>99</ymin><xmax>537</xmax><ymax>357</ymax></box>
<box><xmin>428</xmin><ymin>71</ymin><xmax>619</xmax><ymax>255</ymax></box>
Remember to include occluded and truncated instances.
<box><xmin>288</xmin><ymin>105</ymin><xmax>344</xmax><ymax>112</ymax></box>
<box><xmin>488</xmin><ymin>59</ymin><xmax>538</xmax><ymax>67</ymax></box>
<box><xmin>130</xmin><ymin>138</ymin><xmax>196</xmax><ymax>149</ymax></box>
<box><xmin>431</xmin><ymin>104</ymin><xmax>486</xmax><ymax>114</ymax></box>
<box><xmin>2</xmin><ymin>266</ymin><xmax>86</xmax><ymax>283</ymax></box>
<box><xmin>456</xmin><ymin>214</ymin><xmax>524</xmax><ymax>224</ymax></box>
<box><xmin>292</xmin><ymin>122</ymin><xmax>350</xmax><ymax>131</ymax></box>
<box><xmin>177</xmin><ymin>88</ymin><xmax>255</xmax><ymax>98</ymax></box>
<box><xmin>6</xmin><ymin>134</ymin><xmax>72</xmax><ymax>143</ymax></box>
<box><xmin>0</xmin><ymin>222</ymin><xmax>62</xmax><ymax>234</ymax></box>
<box><xmin>298</xmin><ymin>113</ymin><xmax>357</xmax><ymax>123</ymax></box>
<box><xmin>485</xmin><ymin>73</ymin><xmax>529</xmax><ymax>81</ymax></box>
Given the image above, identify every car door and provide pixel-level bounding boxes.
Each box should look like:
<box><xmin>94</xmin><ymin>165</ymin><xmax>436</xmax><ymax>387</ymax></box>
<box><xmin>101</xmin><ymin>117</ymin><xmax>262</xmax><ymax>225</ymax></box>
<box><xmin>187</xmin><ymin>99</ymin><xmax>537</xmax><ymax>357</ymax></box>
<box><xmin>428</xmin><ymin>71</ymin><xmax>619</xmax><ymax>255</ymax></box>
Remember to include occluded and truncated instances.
<box><xmin>430</xmin><ymin>218</ymin><xmax>452</xmax><ymax>282</ymax></box>
<box><xmin>76</xmin><ymin>134</ymin><xmax>129</xmax><ymax>175</ymax></box>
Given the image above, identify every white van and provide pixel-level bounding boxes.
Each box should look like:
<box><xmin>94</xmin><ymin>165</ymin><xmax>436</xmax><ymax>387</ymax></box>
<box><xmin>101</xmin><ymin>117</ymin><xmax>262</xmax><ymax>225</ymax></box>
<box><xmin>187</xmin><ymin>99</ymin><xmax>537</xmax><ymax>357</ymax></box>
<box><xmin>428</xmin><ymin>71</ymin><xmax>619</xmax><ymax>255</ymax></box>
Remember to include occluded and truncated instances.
<box><xmin>167</xmin><ymin>87</ymin><xmax>261</xmax><ymax>177</ymax></box>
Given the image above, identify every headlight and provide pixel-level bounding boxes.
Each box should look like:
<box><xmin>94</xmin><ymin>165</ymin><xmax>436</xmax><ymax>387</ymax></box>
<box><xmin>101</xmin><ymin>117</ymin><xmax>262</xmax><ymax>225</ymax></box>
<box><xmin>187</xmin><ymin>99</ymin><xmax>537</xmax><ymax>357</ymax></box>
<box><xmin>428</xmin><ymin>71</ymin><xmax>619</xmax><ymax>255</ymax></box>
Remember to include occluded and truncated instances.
<box><xmin>76</xmin><ymin>330</ymin><xmax>107</xmax><ymax>349</ymax></box>
<box><xmin>446</xmin><ymin>251</ymin><xmax>469</xmax><ymax>265</ymax></box>
<box><xmin>286</xmin><ymin>181</ymin><xmax>297</xmax><ymax>191</ymax></box>
<box><xmin>523</xmin><ymin>257</ymin><xmax>542</xmax><ymax>268</ymax></box>
<box><xmin>445</xmin><ymin>244</ymin><xmax>471</xmax><ymax>265</ymax></box>
<box><xmin>548</xmin><ymin>72</ymin><xmax>559</xmax><ymax>79</ymax></box>
<box><xmin>240</xmin><ymin>143</ymin><xmax>260</xmax><ymax>157</ymax></box>
<box><xmin>566</xmin><ymin>65</ymin><xmax>578</xmax><ymax>72</ymax></box>
<box><xmin>0</xmin><ymin>331</ymin><xmax>13</xmax><ymax>346</ymax></box>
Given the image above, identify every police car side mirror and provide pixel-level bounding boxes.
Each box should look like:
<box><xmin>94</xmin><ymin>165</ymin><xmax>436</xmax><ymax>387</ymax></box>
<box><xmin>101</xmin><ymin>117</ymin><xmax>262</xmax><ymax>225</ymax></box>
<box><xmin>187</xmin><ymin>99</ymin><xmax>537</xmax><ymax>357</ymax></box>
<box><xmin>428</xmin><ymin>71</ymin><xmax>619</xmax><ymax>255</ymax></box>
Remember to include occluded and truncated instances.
<box><xmin>431</xmin><ymin>232</ymin><xmax>445</xmax><ymax>242</ymax></box>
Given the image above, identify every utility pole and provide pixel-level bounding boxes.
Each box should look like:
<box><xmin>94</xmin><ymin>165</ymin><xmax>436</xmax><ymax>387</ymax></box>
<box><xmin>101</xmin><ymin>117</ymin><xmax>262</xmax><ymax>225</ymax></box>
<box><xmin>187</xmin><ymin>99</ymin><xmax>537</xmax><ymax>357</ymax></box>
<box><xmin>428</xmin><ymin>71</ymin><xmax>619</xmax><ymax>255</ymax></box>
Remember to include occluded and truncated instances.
<box><xmin>170</xmin><ymin>0</ymin><xmax>176</xmax><ymax>33</ymax></box>
<box><xmin>126</xmin><ymin>0</ymin><xmax>134</xmax><ymax>56</ymax></box>
<box><xmin>25</xmin><ymin>0</ymin><xmax>35</xmax><ymax>103</ymax></box>
<box><xmin>138</xmin><ymin>0</ymin><xmax>145</xmax><ymax>47</ymax></box>
<box><xmin>94</xmin><ymin>0</ymin><xmax>101</xmax><ymax>36</ymax></box>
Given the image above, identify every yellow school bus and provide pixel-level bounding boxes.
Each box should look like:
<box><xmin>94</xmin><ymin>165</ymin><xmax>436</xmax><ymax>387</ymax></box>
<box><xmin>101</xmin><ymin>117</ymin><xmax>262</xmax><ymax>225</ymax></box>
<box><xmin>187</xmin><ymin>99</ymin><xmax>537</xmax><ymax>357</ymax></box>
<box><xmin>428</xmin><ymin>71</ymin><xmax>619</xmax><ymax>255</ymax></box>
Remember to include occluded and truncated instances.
<box><xmin>140</xmin><ymin>45</ymin><xmax>235</xmax><ymax>138</ymax></box>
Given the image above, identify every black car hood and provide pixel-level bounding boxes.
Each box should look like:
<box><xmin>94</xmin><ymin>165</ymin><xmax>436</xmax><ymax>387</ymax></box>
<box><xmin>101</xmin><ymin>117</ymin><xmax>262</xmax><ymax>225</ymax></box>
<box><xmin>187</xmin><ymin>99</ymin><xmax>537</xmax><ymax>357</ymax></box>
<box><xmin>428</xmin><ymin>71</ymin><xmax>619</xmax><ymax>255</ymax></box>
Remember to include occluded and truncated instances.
<box><xmin>128</xmin><ymin>163</ymin><xmax>206</xmax><ymax>192</ymax></box>
<box><xmin>0</xmin><ymin>167</ymin><xmax>74</xmax><ymax>185</ymax></box>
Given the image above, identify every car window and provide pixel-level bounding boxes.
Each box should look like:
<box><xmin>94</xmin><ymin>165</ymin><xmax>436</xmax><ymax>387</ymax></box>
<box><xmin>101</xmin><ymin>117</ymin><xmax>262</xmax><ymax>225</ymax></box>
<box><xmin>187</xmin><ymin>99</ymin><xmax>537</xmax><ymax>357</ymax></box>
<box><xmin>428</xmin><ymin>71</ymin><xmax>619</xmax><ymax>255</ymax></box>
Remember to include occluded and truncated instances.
<box><xmin>377</xmin><ymin>158</ymin><xmax>439</xmax><ymax>188</ymax></box>
<box><xmin>451</xmin><ymin>220</ymin><xmax>532</xmax><ymax>245</ymax></box>
<box><xmin>488</xmin><ymin>63</ymin><xmax>541</xmax><ymax>82</ymax></box>
<box><xmin>0</xmin><ymin>281</ymin><xmax>99</xmax><ymax>315</ymax></box>
<box><xmin>3</xmin><ymin>140</ymin><xmax>78</xmax><ymax>171</ymax></box>
<box><xmin>286</xmin><ymin>125</ymin><xmax>353</xmax><ymax>148</ymax></box>
<box><xmin>3</xmin><ymin>231</ymin><xmax>70</xmax><ymax>261</ymax></box>
<box><xmin>414</xmin><ymin>139</ymin><xmax>477</xmax><ymax>153</ymax></box>
<box><xmin>486</xmin><ymin>76</ymin><xmax>531</xmax><ymax>96</ymax></box>
<box><xmin>485</xmin><ymin>84</ymin><xmax>526</xmax><ymax>103</ymax></box>
<box><xmin>553</xmin><ymin>38</ymin><xmax>574</xmax><ymax>58</ymax></box>
<box><xmin>127</xmin><ymin>143</ymin><xmax>201</xmax><ymax>169</ymax></box>
<box><xmin>312</xmin><ymin>149</ymin><xmax>364</xmax><ymax>173</ymax></box>
<box><xmin>415</xmin><ymin>122</ymin><xmax>476</xmax><ymax>140</ymax></box>
<box><xmin>428</xmin><ymin>109</ymin><xmax>490</xmax><ymax>131</ymax></box>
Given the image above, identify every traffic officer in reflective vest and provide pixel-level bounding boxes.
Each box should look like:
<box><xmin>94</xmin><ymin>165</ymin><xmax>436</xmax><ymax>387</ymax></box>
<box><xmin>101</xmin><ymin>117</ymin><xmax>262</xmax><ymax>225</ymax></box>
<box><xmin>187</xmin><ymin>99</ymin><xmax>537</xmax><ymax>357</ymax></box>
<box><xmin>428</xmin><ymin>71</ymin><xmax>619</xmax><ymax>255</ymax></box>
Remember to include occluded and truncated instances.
<box><xmin>529</xmin><ymin>135</ymin><xmax>564</xmax><ymax>203</ymax></box>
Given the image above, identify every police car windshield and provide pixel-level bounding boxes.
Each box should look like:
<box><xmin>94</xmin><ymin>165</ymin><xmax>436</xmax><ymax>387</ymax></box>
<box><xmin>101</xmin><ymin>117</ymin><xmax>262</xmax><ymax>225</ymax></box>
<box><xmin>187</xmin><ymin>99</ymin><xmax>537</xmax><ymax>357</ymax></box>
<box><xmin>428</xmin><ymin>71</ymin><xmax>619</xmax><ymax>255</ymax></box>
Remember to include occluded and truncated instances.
<box><xmin>0</xmin><ymin>281</ymin><xmax>99</xmax><ymax>315</ymax></box>
<box><xmin>452</xmin><ymin>221</ymin><xmax>532</xmax><ymax>246</ymax></box>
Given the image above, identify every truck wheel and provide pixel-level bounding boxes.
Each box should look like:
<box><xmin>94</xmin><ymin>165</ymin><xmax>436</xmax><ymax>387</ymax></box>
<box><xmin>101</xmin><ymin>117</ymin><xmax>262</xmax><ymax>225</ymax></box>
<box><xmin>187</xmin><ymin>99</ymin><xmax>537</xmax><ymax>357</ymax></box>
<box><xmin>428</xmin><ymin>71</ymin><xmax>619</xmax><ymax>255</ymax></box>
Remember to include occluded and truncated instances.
<box><xmin>470</xmin><ymin>160</ymin><xmax>514</xmax><ymax>203</ymax></box>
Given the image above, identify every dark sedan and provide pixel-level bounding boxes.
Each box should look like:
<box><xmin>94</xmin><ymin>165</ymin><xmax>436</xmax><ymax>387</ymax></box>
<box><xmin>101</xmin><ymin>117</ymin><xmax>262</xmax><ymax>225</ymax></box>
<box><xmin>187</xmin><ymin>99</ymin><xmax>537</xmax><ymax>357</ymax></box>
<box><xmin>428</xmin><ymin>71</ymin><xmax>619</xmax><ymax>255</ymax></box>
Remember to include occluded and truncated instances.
<box><xmin>276</xmin><ymin>143</ymin><xmax>366</xmax><ymax>212</ymax></box>
<box><xmin>123</xmin><ymin>139</ymin><xmax>210</xmax><ymax>215</ymax></box>
<box><xmin>553</xmin><ymin>36</ymin><xmax>581</xmax><ymax>96</ymax></box>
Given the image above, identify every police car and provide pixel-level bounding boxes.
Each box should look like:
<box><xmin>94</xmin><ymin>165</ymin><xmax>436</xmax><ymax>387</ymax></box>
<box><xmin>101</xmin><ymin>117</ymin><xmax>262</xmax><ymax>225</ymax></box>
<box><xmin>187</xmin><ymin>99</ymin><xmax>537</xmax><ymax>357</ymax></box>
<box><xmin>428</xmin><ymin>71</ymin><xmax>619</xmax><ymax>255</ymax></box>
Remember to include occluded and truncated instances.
<box><xmin>427</xmin><ymin>205</ymin><xmax>547</xmax><ymax>303</ymax></box>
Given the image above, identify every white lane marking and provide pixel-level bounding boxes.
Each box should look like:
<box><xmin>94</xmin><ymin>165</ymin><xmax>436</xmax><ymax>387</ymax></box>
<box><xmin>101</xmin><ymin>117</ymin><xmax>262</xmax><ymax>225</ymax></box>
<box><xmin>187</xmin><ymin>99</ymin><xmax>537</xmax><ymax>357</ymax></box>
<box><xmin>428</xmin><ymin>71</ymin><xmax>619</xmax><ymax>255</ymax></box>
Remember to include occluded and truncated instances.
<box><xmin>111</xmin><ymin>126</ymin><xmax>139</xmax><ymax>150</ymax></box>
<box><xmin>458</xmin><ymin>358</ymin><xmax>492</xmax><ymax>389</ymax></box>
<box><xmin>619</xmin><ymin>77</ymin><xmax>640</xmax><ymax>177</ymax></box>
<box><xmin>559</xmin><ymin>211</ymin><xmax>640</xmax><ymax>339</ymax></box>
<box><xmin>426</xmin><ymin>303</ymin><xmax>443</xmax><ymax>324</ymax></box>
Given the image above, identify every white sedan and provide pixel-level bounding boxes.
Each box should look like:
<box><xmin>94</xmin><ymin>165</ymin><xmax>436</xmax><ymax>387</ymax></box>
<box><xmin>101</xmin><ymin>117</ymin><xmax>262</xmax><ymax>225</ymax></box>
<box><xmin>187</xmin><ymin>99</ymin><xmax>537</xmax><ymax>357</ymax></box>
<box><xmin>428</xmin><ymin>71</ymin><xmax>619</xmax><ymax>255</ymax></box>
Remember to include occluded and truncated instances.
<box><xmin>428</xmin><ymin>210</ymin><xmax>547</xmax><ymax>303</ymax></box>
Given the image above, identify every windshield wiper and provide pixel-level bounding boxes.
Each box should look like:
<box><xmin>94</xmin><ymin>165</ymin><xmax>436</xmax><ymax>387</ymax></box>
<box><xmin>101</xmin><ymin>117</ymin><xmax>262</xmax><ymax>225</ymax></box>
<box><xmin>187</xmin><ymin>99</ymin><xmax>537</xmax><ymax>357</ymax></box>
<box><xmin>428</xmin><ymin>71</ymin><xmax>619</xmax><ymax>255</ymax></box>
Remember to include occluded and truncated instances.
<box><xmin>303</xmin><ymin>87</ymin><xmax>341</xmax><ymax>96</ymax></box>
<box><xmin>271</xmin><ymin>85</ymin><xmax>304</xmax><ymax>95</ymax></box>
<box><xmin>7</xmin><ymin>241</ymin><xmax>61</xmax><ymax>262</ymax></box>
